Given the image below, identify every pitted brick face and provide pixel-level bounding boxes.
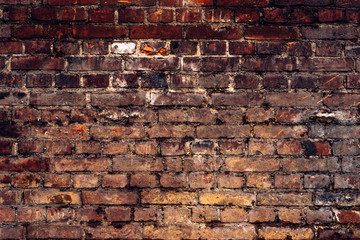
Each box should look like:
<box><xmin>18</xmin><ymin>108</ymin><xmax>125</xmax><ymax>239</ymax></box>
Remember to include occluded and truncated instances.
<box><xmin>1</xmin><ymin>0</ymin><xmax>360</xmax><ymax>239</ymax></box>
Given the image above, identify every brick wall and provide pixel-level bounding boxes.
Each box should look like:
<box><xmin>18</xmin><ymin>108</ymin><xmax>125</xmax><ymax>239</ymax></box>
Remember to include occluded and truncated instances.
<box><xmin>1</xmin><ymin>0</ymin><xmax>360</xmax><ymax>239</ymax></box>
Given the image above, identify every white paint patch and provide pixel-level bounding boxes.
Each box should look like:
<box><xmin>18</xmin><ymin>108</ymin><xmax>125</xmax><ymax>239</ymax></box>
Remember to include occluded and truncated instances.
<box><xmin>111</xmin><ymin>42</ymin><xmax>136</xmax><ymax>54</ymax></box>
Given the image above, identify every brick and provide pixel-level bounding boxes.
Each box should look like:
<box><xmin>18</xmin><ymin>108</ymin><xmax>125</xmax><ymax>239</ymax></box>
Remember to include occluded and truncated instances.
<box><xmin>186</xmin><ymin>25</ymin><xmax>241</xmax><ymax>39</ymax></box>
<box><xmin>218</xmin><ymin>174</ymin><xmax>244</xmax><ymax>188</ymax></box>
<box><xmin>201</xmin><ymin>41</ymin><xmax>226</xmax><ymax>55</ymax></box>
<box><xmin>235</xmin><ymin>8</ymin><xmax>260</xmax><ymax>22</ymax></box>
<box><xmin>44</xmin><ymin>174</ymin><xmax>72</xmax><ymax>188</ymax></box>
<box><xmin>118</xmin><ymin>8</ymin><xmax>144</xmax><ymax>22</ymax></box>
<box><xmin>184</xmin><ymin>57</ymin><xmax>239</xmax><ymax>72</ymax></box>
<box><xmin>0</xmin><ymin>226</ymin><xmax>24</xmax><ymax>239</ymax></box>
<box><xmin>282</xmin><ymin>158</ymin><xmax>340</xmax><ymax>172</ymax></box>
<box><xmin>12</xmin><ymin>56</ymin><xmax>64</xmax><ymax>70</ymax></box>
<box><xmin>0</xmin><ymin>174</ymin><xmax>11</xmax><ymax>187</ymax></box>
<box><xmin>197</xmin><ymin>125</ymin><xmax>250</xmax><ymax>138</ymax></box>
<box><xmin>245</xmin><ymin>26</ymin><xmax>299</xmax><ymax>39</ymax></box>
<box><xmin>54</xmin><ymin>158</ymin><xmax>110</xmax><ymax>172</ymax></box>
<box><xmin>257</xmin><ymin>42</ymin><xmax>282</xmax><ymax>55</ymax></box>
<box><xmin>277</xmin><ymin>141</ymin><xmax>302</xmax><ymax>155</ymax></box>
<box><xmin>59</xmin><ymin>7</ymin><xmax>86</xmax><ymax>21</ymax></box>
<box><xmin>302</xmin><ymin>25</ymin><xmax>358</xmax><ymax>39</ymax></box>
<box><xmin>287</xmin><ymin>41</ymin><xmax>312</xmax><ymax>56</ymax></box>
<box><xmin>254</xmin><ymin>125</ymin><xmax>307</xmax><ymax>138</ymax></box>
<box><xmin>13</xmin><ymin>173</ymin><xmax>41</xmax><ymax>188</ymax></box>
<box><xmin>89</xmin><ymin>8</ymin><xmax>114</xmax><ymax>22</ymax></box>
<box><xmin>130</xmin><ymin>174</ymin><xmax>157</xmax><ymax>188</ymax></box>
<box><xmin>346</xmin><ymin>10</ymin><xmax>360</xmax><ymax>23</ymax></box>
<box><xmin>148</xmin><ymin>9</ymin><xmax>173</xmax><ymax>23</ymax></box>
<box><xmin>0</xmin><ymin>207</ymin><xmax>15</xmax><ymax>222</ymax></box>
<box><xmin>47</xmin><ymin>0</ymin><xmax>97</xmax><ymax>4</ymax></box>
<box><xmin>144</xmin><ymin>225</ymin><xmax>197</xmax><ymax>240</ymax></box>
<box><xmin>243</xmin><ymin>57</ymin><xmax>296</xmax><ymax>71</ymax></box>
<box><xmin>0</xmin><ymin>25</ymin><xmax>11</xmax><ymax>38</ymax></box>
<box><xmin>170</xmin><ymin>41</ymin><xmax>197</xmax><ymax>55</ymax></box>
<box><xmin>264</xmin><ymin>75</ymin><xmax>288</xmax><ymax>88</ymax></box>
<box><xmin>246</xmin><ymin>108</ymin><xmax>273</xmax><ymax>123</ymax></box>
<box><xmin>75</xmin><ymin>208</ymin><xmax>101</xmax><ymax>222</ymax></box>
<box><xmin>126</xmin><ymin>57</ymin><xmax>179</xmax><ymax>70</ymax></box>
<box><xmin>192</xmin><ymin>207</ymin><xmax>218</xmax><ymax>222</ymax></box>
<box><xmin>47</xmin><ymin>207</ymin><xmax>74</xmax><ymax>222</ymax></box>
<box><xmin>104</xmin><ymin>206</ymin><xmax>131</xmax><ymax>221</ymax></box>
<box><xmin>219</xmin><ymin>141</ymin><xmax>245</xmax><ymax>155</ymax></box>
<box><xmin>31</xmin><ymin>7</ymin><xmax>57</xmax><ymax>21</ymax></box>
<box><xmin>26</xmin><ymin>74</ymin><xmax>52</xmax><ymax>88</ymax></box>
<box><xmin>304</xmin><ymin>175</ymin><xmax>330</xmax><ymax>188</ymax></box>
<box><xmin>113</xmin><ymin>157</ymin><xmax>163</xmax><ymax>172</ymax></box>
<box><xmin>190</xmin><ymin>140</ymin><xmax>215</xmax><ymax>154</ymax></box>
<box><xmin>130</xmin><ymin>25</ymin><xmax>182</xmax><ymax>39</ymax></box>
<box><xmin>335</xmin><ymin>0</ymin><xmax>360</xmax><ymax>7</ymax></box>
<box><xmin>142</xmin><ymin>189</ymin><xmax>197</xmax><ymax>204</ymax></box>
<box><xmin>24</xmin><ymin>191</ymin><xmax>80</xmax><ymax>205</ymax></box>
<box><xmin>27</xmin><ymin>225</ymin><xmax>82</xmax><ymax>239</ymax></box>
<box><xmin>278</xmin><ymin>208</ymin><xmax>303</xmax><ymax>223</ymax></box>
<box><xmin>229</xmin><ymin>41</ymin><xmax>256</xmax><ymax>55</ymax></box>
<box><xmin>249</xmin><ymin>208</ymin><xmax>276</xmax><ymax>223</ymax></box>
<box><xmin>3</xmin><ymin>6</ymin><xmax>28</xmax><ymax>21</ymax></box>
<box><xmin>225</xmin><ymin>157</ymin><xmax>279</xmax><ymax>172</ymax></box>
<box><xmin>335</xmin><ymin>174</ymin><xmax>360</xmax><ymax>189</ymax></box>
<box><xmin>148</xmin><ymin>125</ymin><xmax>194</xmax><ymax>138</ymax></box>
<box><xmin>101</xmin><ymin>0</ymin><xmax>155</xmax><ymax>5</ymax></box>
<box><xmin>259</xmin><ymin>227</ymin><xmax>314</xmax><ymax>240</ymax></box>
<box><xmin>184</xmin><ymin>157</ymin><xmax>222</xmax><ymax>172</ymax></box>
<box><xmin>291</xmin><ymin>8</ymin><xmax>316</xmax><ymax>23</ymax></box>
<box><xmin>170</xmin><ymin>74</ymin><xmax>196</xmax><ymax>88</ymax></box>
<box><xmin>266</xmin><ymin>92</ymin><xmax>322</xmax><ymax>107</ymax></box>
<box><xmin>17</xmin><ymin>207</ymin><xmax>46</xmax><ymax>222</ymax></box>
<box><xmin>14</xmin><ymin>24</ymin><xmax>70</xmax><ymax>38</ymax></box>
<box><xmin>30</xmin><ymin>125</ymin><xmax>87</xmax><ymax>139</ymax></box>
<box><xmin>199</xmin><ymin>191</ymin><xmax>255</xmax><ymax>206</ymax></box>
<box><xmin>68</xmin><ymin>57</ymin><xmax>122</xmax><ymax>71</ymax></box>
<box><xmin>334</xmin><ymin>142</ymin><xmax>360</xmax><ymax>156</ymax></box>
<box><xmin>234</xmin><ymin>74</ymin><xmax>260</xmax><ymax>89</ymax></box>
<box><xmin>164</xmin><ymin>207</ymin><xmax>190</xmax><ymax>223</ymax></box>
<box><xmin>205</xmin><ymin>8</ymin><xmax>232</xmax><ymax>22</ymax></box>
<box><xmin>275</xmin><ymin>174</ymin><xmax>302</xmax><ymax>189</ymax></box>
<box><xmin>257</xmin><ymin>193</ymin><xmax>312</xmax><ymax>206</ymax></box>
<box><xmin>13</xmin><ymin>108</ymin><xmax>39</xmax><ymax>122</ymax></box>
<box><xmin>324</xmin><ymin>94</ymin><xmax>360</xmax><ymax>107</ymax></box>
<box><xmin>336</xmin><ymin>210</ymin><xmax>360</xmax><ymax>224</ymax></box>
<box><xmin>0</xmin><ymin>157</ymin><xmax>49</xmax><ymax>172</ymax></box>
<box><xmin>160</xmin><ymin>173</ymin><xmax>186</xmax><ymax>188</ymax></box>
<box><xmin>55</xmin><ymin>74</ymin><xmax>80</xmax><ymax>88</ymax></box>
<box><xmin>319</xmin><ymin>9</ymin><xmax>343</xmax><ymax>22</ymax></box>
<box><xmin>0</xmin><ymin>41</ymin><xmax>22</xmax><ymax>54</ymax></box>
<box><xmin>85</xmin><ymin>225</ymin><xmax>141</xmax><ymax>239</ymax></box>
<box><xmin>73</xmin><ymin>25</ymin><xmax>126</xmax><ymax>38</ymax></box>
<box><xmin>54</xmin><ymin>40</ymin><xmax>80</xmax><ymax>55</ymax></box>
<box><xmin>264</xmin><ymin>8</ymin><xmax>288</xmax><ymax>23</ymax></box>
<box><xmin>134</xmin><ymin>207</ymin><xmax>157</xmax><ymax>221</ymax></box>
<box><xmin>210</xmin><ymin>92</ymin><xmax>262</xmax><ymax>106</ymax></box>
<box><xmin>249</xmin><ymin>140</ymin><xmax>275</xmax><ymax>155</ymax></box>
<box><xmin>90</xmin><ymin>126</ymin><xmax>144</xmax><ymax>139</ymax></box>
<box><xmin>189</xmin><ymin>173</ymin><xmax>215</xmax><ymax>188</ymax></box>
<box><xmin>151</xmin><ymin>92</ymin><xmax>203</xmax><ymax>106</ymax></box>
<box><xmin>291</xmin><ymin>75</ymin><xmax>316</xmax><ymax>89</ymax></box>
<box><xmin>92</xmin><ymin>92</ymin><xmax>145</xmax><ymax>107</ymax></box>
<box><xmin>83</xmin><ymin>40</ymin><xmax>109</xmax><ymax>54</ymax></box>
<box><xmin>220</xmin><ymin>208</ymin><xmax>246</xmax><ymax>222</ymax></box>
<box><xmin>217</xmin><ymin>0</ymin><xmax>269</xmax><ymax>6</ymax></box>
<box><xmin>201</xmin><ymin>225</ymin><xmax>256</xmax><ymax>239</ymax></box>
<box><xmin>82</xmin><ymin>191</ymin><xmax>137</xmax><ymax>205</ymax></box>
<box><xmin>102</xmin><ymin>174</ymin><xmax>127</xmax><ymax>188</ymax></box>
<box><xmin>218</xmin><ymin>109</ymin><xmax>243</xmax><ymax>123</ymax></box>
<box><xmin>73</xmin><ymin>174</ymin><xmax>99</xmax><ymax>188</ymax></box>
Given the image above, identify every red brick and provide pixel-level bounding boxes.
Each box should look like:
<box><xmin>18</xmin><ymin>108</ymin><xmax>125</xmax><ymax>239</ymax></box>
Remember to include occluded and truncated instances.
<box><xmin>44</xmin><ymin>174</ymin><xmax>72</xmax><ymax>188</ymax></box>
<box><xmin>161</xmin><ymin>142</ymin><xmax>186</xmax><ymax>156</ymax></box>
<box><xmin>278</xmin><ymin>208</ymin><xmax>303</xmax><ymax>223</ymax></box>
<box><xmin>219</xmin><ymin>141</ymin><xmax>245</xmax><ymax>155</ymax></box>
<box><xmin>3</xmin><ymin>6</ymin><xmax>28</xmax><ymax>21</ymax></box>
<box><xmin>73</xmin><ymin>25</ymin><xmax>126</xmax><ymax>38</ymax></box>
<box><xmin>0</xmin><ymin>25</ymin><xmax>10</xmax><ymax>38</ymax></box>
<box><xmin>335</xmin><ymin>174</ymin><xmax>360</xmax><ymax>189</ymax></box>
<box><xmin>160</xmin><ymin>0</ymin><xmax>182</xmax><ymax>6</ymax></box>
<box><xmin>13</xmin><ymin>173</ymin><xmax>40</xmax><ymax>188</ymax></box>
<box><xmin>205</xmin><ymin>8</ymin><xmax>232</xmax><ymax>22</ymax></box>
<box><xmin>0</xmin><ymin>207</ymin><xmax>15</xmax><ymax>222</ymax></box>
<box><xmin>104</xmin><ymin>206</ymin><xmax>131</xmax><ymax>221</ymax></box>
<box><xmin>242</xmin><ymin>57</ymin><xmax>296</xmax><ymax>71</ymax></box>
<box><xmin>186</xmin><ymin>25</ymin><xmax>241</xmax><ymax>39</ymax></box>
<box><xmin>302</xmin><ymin>25</ymin><xmax>358</xmax><ymax>39</ymax></box>
<box><xmin>0</xmin><ymin>157</ymin><xmax>50</xmax><ymax>172</ymax></box>
<box><xmin>218</xmin><ymin>174</ymin><xmax>244</xmax><ymax>188</ymax></box>
<box><xmin>192</xmin><ymin>207</ymin><xmax>218</xmax><ymax>222</ymax></box>
<box><xmin>160</xmin><ymin>173</ymin><xmax>186</xmax><ymax>188</ymax></box>
<box><xmin>291</xmin><ymin>8</ymin><xmax>316</xmax><ymax>23</ymax></box>
<box><xmin>82</xmin><ymin>191</ymin><xmax>138</xmax><ymax>205</ymax></box>
<box><xmin>148</xmin><ymin>9</ymin><xmax>173</xmax><ymax>23</ymax></box>
<box><xmin>75</xmin><ymin>208</ymin><xmax>102</xmax><ymax>222</ymax></box>
<box><xmin>200</xmin><ymin>226</ymin><xmax>256</xmax><ymax>239</ymax></box>
<box><xmin>130</xmin><ymin>25</ymin><xmax>182</xmax><ymax>39</ymax></box>
<box><xmin>201</xmin><ymin>41</ymin><xmax>226</xmax><ymax>55</ymax></box>
<box><xmin>189</xmin><ymin>173</ymin><xmax>215</xmax><ymax>188</ymax></box>
<box><xmin>254</xmin><ymin>125</ymin><xmax>307</xmax><ymax>138</ymax></box>
<box><xmin>12</xmin><ymin>56</ymin><xmax>64</xmax><ymax>70</ymax></box>
<box><xmin>59</xmin><ymin>7</ymin><xmax>86</xmax><ymax>21</ymax></box>
<box><xmin>319</xmin><ymin>9</ymin><xmax>343</xmax><ymax>22</ymax></box>
<box><xmin>287</xmin><ymin>41</ymin><xmax>312</xmax><ymax>56</ymax></box>
<box><xmin>118</xmin><ymin>8</ymin><xmax>144</xmax><ymax>22</ymax></box>
<box><xmin>264</xmin><ymin>75</ymin><xmax>288</xmax><ymax>88</ymax></box>
<box><xmin>47</xmin><ymin>0</ymin><xmax>97</xmax><ymax>4</ymax></box>
<box><xmin>259</xmin><ymin>227</ymin><xmax>313</xmax><ymax>240</ymax></box>
<box><xmin>101</xmin><ymin>0</ymin><xmax>155</xmax><ymax>5</ymax></box>
<box><xmin>0</xmin><ymin>41</ymin><xmax>22</xmax><ymax>54</ymax></box>
<box><xmin>54</xmin><ymin>158</ymin><xmax>110</xmax><ymax>172</ymax></box>
<box><xmin>346</xmin><ymin>10</ymin><xmax>360</xmax><ymax>23</ymax></box>
<box><xmin>25</xmin><ymin>40</ymin><xmax>52</xmax><ymax>53</ymax></box>
<box><xmin>304</xmin><ymin>141</ymin><xmax>331</xmax><ymax>156</ymax></box>
<box><xmin>304</xmin><ymin>175</ymin><xmax>330</xmax><ymax>188</ymax></box>
<box><xmin>336</xmin><ymin>210</ymin><xmax>360</xmax><ymax>223</ymax></box>
<box><xmin>249</xmin><ymin>140</ymin><xmax>275</xmax><ymax>155</ymax></box>
<box><xmin>102</xmin><ymin>174</ymin><xmax>127</xmax><ymax>188</ymax></box>
<box><xmin>73</xmin><ymin>174</ymin><xmax>99</xmax><ymax>188</ymax></box>
<box><xmin>130</xmin><ymin>174</ymin><xmax>157</xmax><ymax>188</ymax></box>
<box><xmin>0</xmin><ymin>226</ymin><xmax>24</xmax><ymax>239</ymax></box>
<box><xmin>144</xmin><ymin>225</ymin><xmax>197</xmax><ymax>239</ymax></box>
<box><xmin>217</xmin><ymin>0</ymin><xmax>269</xmax><ymax>6</ymax></box>
<box><xmin>225</xmin><ymin>157</ymin><xmax>279</xmax><ymax>172</ymax></box>
<box><xmin>26</xmin><ymin>74</ymin><xmax>53</xmax><ymax>88</ymax></box>
<box><xmin>249</xmin><ymin>208</ymin><xmax>276</xmax><ymax>223</ymax></box>
<box><xmin>245</xmin><ymin>26</ymin><xmax>299</xmax><ymax>39</ymax></box>
<box><xmin>31</xmin><ymin>7</ymin><xmax>57</xmax><ymax>21</ymax></box>
<box><xmin>335</xmin><ymin>0</ymin><xmax>360</xmax><ymax>7</ymax></box>
<box><xmin>89</xmin><ymin>8</ymin><xmax>114</xmax><ymax>22</ymax></box>
<box><xmin>134</xmin><ymin>207</ymin><xmax>157</xmax><ymax>221</ymax></box>
<box><xmin>18</xmin><ymin>207</ymin><xmax>45</xmax><ymax>222</ymax></box>
<box><xmin>85</xmin><ymin>225</ymin><xmax>141</xmax><ymax>239</ymax></box>
<box><xmin>28</xmin><ymin>225</ymin><xmax>82</xmax><ymax>239</ymax></box>
<box><xmin>54</xmin><ymin>40</ymin><xmax>80</xmax><ymax>55</ymax></box>
<box><xmin>235</xmin><ymin>8</ymin><xmax>260</xmax><ymax>22</ymax></box>
<box><xmin>68</xmin><ymin>57</ymin><xmax>122</xmax><ymax>71</ymax></box>
<box><xmin>220</xmin><ymin>208</ymin><xmax>246</xmax><ymax>222</ymax></box>
<box><xmin>47</xmin><ymin>208</ymin><xmax>74</xmax><ymax>222</ymax></box>
<box><xmin>264</xmin><ymin>8</ymin><xmax>288</xmax><ymax>23</ymax></box>
<box><xmin>0</xmin><ymin>174</ymin><xmax>11</xmax><ymax>188</ymax></box>
<box><xmin>164</xmin><ymin>207</ymin><xmax>190</xmax><ymax>223</ymax></box>
<box><xmin>142</xmin><ymin>189</ymin><xmax>197</xmax><ymax>204</ymax></box>
<box><xmin>210</xmin><ymin>93</ymin><xmax>262</xmax><ymax>106</ymax></box>
<box><xmin>277</xmin><ymin>141</ymin><xmax>302</xmax><ymax>155</ymax></box>
<box><xmin>275</xmin><ymin>174</ymin><xmax>302</xmax><ymax>189</ymax></box>
<box><xmin>257</xmin><ymin>193</ymin><xmax>312</xmax><ymax>206</ymax></box>
<box><xmin>113</xmin><ymin>157</ymin><xmax>163</xmax><ymax>172</ymax></box>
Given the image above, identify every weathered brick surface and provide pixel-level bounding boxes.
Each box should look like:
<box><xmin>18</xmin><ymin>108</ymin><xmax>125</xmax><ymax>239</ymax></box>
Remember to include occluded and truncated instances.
<box><xmin>0</xmin><ymin>1</ymin><xmax>358</xmax><ymax>239</ymax></box>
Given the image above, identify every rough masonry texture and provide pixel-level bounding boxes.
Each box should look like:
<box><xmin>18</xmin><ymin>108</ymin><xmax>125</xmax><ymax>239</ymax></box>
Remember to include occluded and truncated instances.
<box><xmin>0</xmin><ymin>0</ymin><xmax>360</xmax><ymax>239</ymax></box>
